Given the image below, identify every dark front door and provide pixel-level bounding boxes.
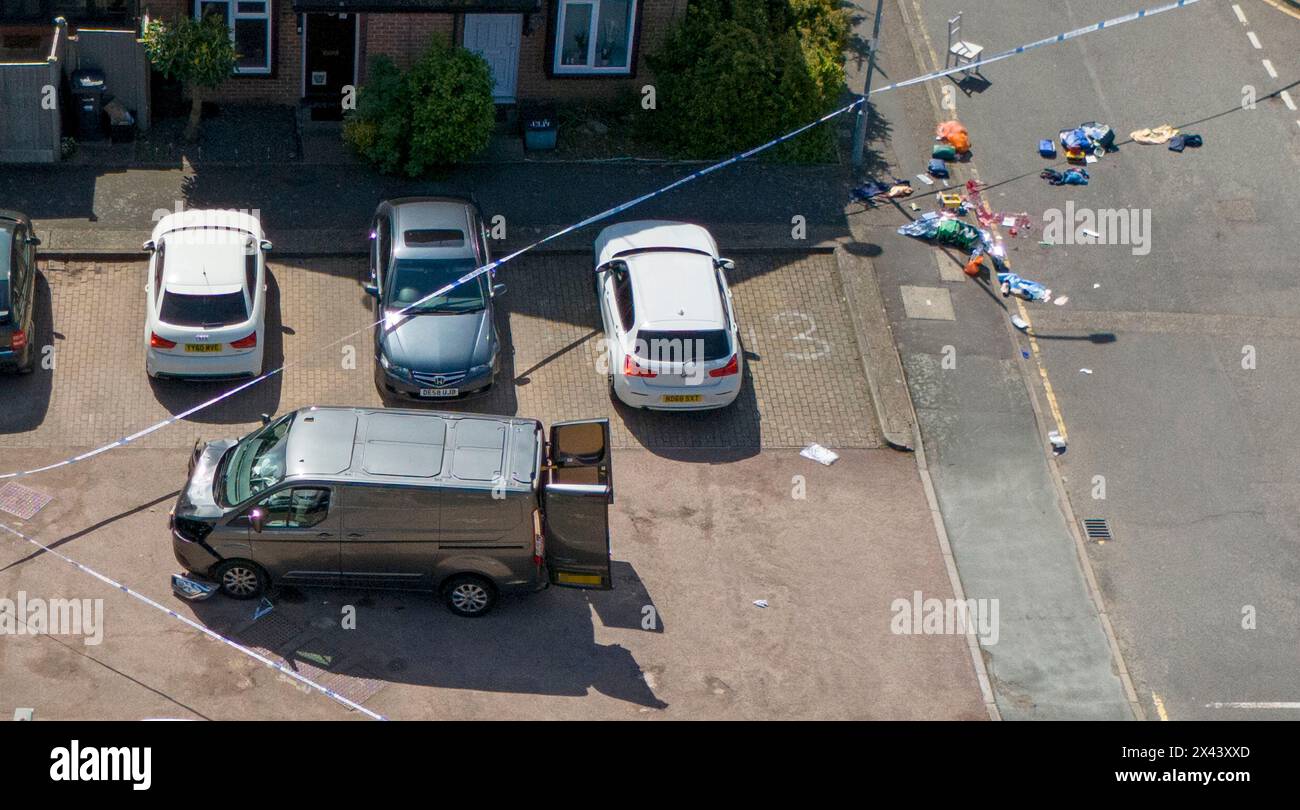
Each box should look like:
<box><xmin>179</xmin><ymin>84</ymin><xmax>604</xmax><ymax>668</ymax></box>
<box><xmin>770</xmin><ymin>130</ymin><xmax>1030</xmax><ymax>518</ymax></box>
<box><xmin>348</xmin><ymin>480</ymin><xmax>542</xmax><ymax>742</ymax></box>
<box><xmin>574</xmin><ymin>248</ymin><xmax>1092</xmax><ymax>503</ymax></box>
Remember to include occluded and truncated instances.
<box><xmin>303</xmin><ymin>13</ymin><xmax>356</xmax><ymax>102</ymax></box>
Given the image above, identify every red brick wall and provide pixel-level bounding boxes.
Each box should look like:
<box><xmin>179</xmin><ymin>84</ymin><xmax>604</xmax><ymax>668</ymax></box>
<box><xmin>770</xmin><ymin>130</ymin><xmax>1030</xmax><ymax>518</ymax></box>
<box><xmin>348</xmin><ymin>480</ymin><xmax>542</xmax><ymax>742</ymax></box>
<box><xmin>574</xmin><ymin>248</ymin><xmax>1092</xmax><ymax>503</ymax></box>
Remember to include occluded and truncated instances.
<box><xmin>514</xmin><ymin>0</ymin><xmax>685</xmax><ymax>101</ymax></box>
<box><xmin>360</xmin><ymin>13</ymin><xmax>454</xmax><ymax>80</ymax></box>
<box><xmin>139</xmin><ymin>1</ymin><xmax>686</xmax><ymax>104</ymax></box>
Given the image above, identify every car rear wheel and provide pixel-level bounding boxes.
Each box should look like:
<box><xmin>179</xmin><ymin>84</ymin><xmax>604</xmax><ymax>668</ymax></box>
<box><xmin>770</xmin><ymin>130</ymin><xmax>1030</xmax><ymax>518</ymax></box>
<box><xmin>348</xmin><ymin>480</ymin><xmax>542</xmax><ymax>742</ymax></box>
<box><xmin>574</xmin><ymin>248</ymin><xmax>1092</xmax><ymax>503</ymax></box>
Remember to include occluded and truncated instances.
<box><xmin>214</xmin><ymin>560</ymin><xmax>268</xmax><ymax>600</ymax></box>
<box><xmin>443</xmin><ymin>575</ymin><xmax>497</xmax><ymax>617</ymax></box>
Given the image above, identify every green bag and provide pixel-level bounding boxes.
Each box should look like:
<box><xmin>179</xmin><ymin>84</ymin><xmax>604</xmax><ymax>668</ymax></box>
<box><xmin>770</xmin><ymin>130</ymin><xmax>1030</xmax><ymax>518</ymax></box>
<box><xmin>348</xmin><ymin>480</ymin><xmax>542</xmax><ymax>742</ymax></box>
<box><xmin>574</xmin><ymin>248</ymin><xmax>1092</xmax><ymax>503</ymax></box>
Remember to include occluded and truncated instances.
<box><xmin>932</xmin><ymin>144</ymin><xmax>958</xmax><ymax>160</ymax></box>
<box><xmin>935</xmin><ymin>219</ymin><xmax>980</xmax><ymax>249</ymax></box>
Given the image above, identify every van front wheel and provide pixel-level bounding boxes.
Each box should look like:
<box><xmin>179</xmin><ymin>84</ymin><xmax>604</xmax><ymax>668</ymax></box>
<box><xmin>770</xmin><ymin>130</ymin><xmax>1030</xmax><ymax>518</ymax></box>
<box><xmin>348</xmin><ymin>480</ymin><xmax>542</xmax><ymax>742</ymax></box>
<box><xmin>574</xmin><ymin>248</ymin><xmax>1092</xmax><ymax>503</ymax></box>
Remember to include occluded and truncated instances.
<box><xmin>215</xmin><ymin>560</ymin><xmax>268</xmax><ymax>600</ymax></box>
<box><xmin>443</xmin><ymin>575</ymin><xmax>497</xmax><ymax>618</ymax></box>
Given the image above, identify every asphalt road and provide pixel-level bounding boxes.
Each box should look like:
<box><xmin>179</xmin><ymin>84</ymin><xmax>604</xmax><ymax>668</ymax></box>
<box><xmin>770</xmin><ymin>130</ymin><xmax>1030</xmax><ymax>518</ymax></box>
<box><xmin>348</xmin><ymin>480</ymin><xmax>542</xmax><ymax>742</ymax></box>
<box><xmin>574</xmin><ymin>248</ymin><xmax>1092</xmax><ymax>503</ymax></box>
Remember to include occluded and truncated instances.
<box><xmin>861</xmin><ymin>0</ymin><xmax>1300</xmax><ymax>719</ymax></box>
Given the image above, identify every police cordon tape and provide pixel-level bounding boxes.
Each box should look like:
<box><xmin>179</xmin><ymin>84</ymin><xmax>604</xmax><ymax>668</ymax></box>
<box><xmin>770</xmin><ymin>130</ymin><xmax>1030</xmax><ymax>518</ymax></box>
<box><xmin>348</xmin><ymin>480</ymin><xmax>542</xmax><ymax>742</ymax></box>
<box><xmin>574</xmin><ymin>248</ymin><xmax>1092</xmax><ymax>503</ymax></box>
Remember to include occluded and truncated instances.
<box><xmin>0</xmin><ymin>0</ymin><xmax>1199</xmax><ymax>484</ymax></box>
<box><xmin>0</xmin><ymin>521</ymin><xmax>390</xmax><ymax>721</ymax></box>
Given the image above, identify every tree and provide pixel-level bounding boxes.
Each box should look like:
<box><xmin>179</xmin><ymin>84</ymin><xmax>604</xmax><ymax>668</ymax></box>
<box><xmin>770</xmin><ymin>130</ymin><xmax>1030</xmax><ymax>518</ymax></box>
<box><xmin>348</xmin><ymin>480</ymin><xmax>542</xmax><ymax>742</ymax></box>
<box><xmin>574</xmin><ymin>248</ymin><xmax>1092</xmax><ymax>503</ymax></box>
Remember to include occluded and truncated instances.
<box><xmin>646</xmin><ymin>0</ymin><xmax>849</xmax><ymax>161</ymax></box>
<box><xmin>142</xmin><ymin>14</ymin><xmax>239</xmax><ymax>142</ymax></box>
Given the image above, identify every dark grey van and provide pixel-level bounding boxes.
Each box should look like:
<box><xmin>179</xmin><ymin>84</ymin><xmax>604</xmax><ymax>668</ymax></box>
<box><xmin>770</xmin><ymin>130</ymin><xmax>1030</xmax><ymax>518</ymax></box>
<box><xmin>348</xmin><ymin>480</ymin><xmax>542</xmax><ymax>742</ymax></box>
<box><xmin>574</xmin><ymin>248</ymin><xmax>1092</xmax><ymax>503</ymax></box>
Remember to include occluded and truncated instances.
<box><xmin>1</xmin><ymin>210</ymin><xmax>39</xmax><ymax>374</ymax></box>
<box><xmin>170</xmin><ymin>406</ymin><xmax>613</xmax><ymax>616</ymax></box>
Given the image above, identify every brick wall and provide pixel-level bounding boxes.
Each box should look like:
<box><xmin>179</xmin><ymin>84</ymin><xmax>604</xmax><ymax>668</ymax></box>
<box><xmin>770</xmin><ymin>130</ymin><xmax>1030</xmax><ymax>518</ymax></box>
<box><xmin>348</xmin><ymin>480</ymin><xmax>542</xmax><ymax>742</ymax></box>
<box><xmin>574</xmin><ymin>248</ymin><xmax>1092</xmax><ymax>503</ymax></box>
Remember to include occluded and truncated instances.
<box><xmin>514</xmin><ymin>0</ymin><xmax>685</xmax><ymax>101</ymax></box>
<box><xmin>138</xmin><ymin>0</ymin><xmax>686</xmax><ymax>105</ymax></box>
<box><xmin>359</xmin><ymin>13</ymin><xmax>454</xmax><ymax>80</ymax></box>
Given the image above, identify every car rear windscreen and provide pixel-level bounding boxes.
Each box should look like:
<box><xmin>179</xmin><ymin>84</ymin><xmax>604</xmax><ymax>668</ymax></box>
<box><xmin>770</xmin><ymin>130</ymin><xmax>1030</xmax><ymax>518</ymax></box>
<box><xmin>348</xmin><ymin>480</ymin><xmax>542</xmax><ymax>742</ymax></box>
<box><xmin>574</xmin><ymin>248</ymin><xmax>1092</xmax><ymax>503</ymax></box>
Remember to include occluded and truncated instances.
<box><xmin>634</xmin><ymin>330</ymin><xmax>731</xmax><ymax>363</ymax></box>
<box><xmin>159</xmin><ymin>291</ymin><xmax>248</xmax><ymax>327</ymax></box>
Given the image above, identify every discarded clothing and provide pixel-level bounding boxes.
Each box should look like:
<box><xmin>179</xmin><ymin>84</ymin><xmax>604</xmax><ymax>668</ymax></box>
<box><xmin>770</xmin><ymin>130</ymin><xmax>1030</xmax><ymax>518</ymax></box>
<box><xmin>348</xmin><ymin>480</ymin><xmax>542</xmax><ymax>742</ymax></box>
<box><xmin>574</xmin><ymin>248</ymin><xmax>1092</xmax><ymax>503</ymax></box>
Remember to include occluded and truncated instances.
<box><xmin>897</xmin><ymin>213</ymin><xmax>983</xmax><ymax>250</ymax></box>
<box><xmin>851</xmin><ymin>178</ymin><xmax>912</xmax><ymax>203</ymax></box>
<box><xmin>998</xmin><ymin>272</ymin><xmax>1052</xmax><ymax>303</ymax></box>
<box><xmin>1060</xmin><ymin>127</ymin><xmax>1090</xmax><ymax>151</ymax></box>
<box><xmin>1079</xmin><ymin>121</ymin><xmax>1115</xmax><ymax>151</ymax></box>
<box><xmin>928</xmin><ymin>158</ymin><xmax>950</xmax><ymax>178</ymax></box>
<box><xmin>936</xmin><ymin>120</ymin><xmax>971</xmax><ymax>153</ymax></box>
<box><xmin>1041</xmin><ymin>168</ymin><xmax>1089</xmax><ymax>186</ymax></box>
<box><xmin>1130</xmin><ymin>124</ymin><xmax>1178</xmax><ymax>145</ymax></box>
<box><xmin>1168</xmin><ymin>133</ymin><xmax>1203</xmax><ymax>152</ymax></box>
<box><xmin>1038</xmin><ymin>139</ymin><xmax>1057</xmax><ymax>158</ymax></box>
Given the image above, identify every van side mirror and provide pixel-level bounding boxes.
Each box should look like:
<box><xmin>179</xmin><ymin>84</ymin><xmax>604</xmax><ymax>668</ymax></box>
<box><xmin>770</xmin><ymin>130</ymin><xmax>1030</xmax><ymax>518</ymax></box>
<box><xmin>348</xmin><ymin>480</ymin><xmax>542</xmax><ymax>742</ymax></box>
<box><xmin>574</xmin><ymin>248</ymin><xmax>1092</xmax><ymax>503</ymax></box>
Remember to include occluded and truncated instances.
<box><xmin>248</xmin><ymin>508</ymin><xmax>265</xmax><ymax>533</ymax></box>
<box><xmin>492</xmin><ymin>283</ymin><xmax>507</xmax><ymax>297</ymax></box>
<box><xmin>260</xmin><ymin>413</ymin><xmax>272</xmax><ymax>426</ymax></box>
<box><xmin>260</xmin><ymin>240</ymin><xmax>273</xmax><ymax>252</ymax></box>
<box><xmin>363</xmin><ymin>283</ymin><xmax>380</xmax><ymax>298</ymax></box>
<box><xmin>597</xmin><ymin>259</ymin><xmax>628</xmax><ymax>276</ymax></box>
<box><xmin>715</xmin><ymin>258</ymin><xmax>735</xmax><ymax>271</ymax></box>
<box><xmin>142</xmin><ymin>240</ymin><xmax>156</xmax><ymax>252</ymax></box>
<box><xmin>27</xmin><ymin>235</ymin><xmax>41</xmax><ymax>246</ymax></box>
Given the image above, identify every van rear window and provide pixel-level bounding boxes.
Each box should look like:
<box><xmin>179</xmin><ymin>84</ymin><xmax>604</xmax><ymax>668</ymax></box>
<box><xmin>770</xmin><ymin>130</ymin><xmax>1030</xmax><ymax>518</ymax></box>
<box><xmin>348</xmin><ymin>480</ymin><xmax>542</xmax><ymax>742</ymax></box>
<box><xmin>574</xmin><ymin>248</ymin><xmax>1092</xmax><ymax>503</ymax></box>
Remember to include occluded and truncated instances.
<box><xmin>634</xmin><ymin>330</ymin><xmax>731</xmax><ymax>363</ymax></box>
<box><xmin>404</xmin><ymin>229</ymin><xmax>464</xmax><ymax>247</ymax></box>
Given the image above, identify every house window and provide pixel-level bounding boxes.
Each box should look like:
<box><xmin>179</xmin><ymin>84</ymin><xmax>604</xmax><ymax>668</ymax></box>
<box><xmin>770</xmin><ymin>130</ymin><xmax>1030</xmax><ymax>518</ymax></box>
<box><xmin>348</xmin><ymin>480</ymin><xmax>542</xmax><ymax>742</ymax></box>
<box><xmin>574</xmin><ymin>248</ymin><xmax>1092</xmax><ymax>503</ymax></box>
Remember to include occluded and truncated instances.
<box><xmin>554</xmin><ymin>0</ymin><xmax>635</xmax><ymax>75</ymax></box>
<box><xmin>194</xmin><ymin>0</ymin><xmax>271</xmax><ymax>75</ymax></box>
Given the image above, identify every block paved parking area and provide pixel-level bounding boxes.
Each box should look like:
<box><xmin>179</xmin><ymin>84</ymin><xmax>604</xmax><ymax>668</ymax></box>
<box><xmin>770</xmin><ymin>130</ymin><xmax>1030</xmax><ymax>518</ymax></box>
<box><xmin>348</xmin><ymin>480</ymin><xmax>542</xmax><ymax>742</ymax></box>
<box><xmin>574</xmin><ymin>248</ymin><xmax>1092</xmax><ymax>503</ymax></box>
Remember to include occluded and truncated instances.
<box><xmin>0</xmin><ymin>253</ymin><xmax>879</xmax><ymax>453</ymax></box>
<box><xmin>0</xmin><ymin>253</ymin><xmax>986</xmax><ymax>721</ymax></box>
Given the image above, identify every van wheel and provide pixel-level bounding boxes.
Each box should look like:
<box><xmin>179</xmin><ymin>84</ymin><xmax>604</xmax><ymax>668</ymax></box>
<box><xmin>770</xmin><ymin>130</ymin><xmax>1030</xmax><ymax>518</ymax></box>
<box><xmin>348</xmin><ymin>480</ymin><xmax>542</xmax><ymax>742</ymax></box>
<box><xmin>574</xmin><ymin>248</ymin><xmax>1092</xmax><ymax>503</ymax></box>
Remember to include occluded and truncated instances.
<box><xmin>214</xmin><ymin>560</ymin><xmax>268</xmax><ymax>600</ymax></box>
<box><xmin>443</xmin><ymin>575</ymin><xmax>496</xmax><ymax>617</ymax></box>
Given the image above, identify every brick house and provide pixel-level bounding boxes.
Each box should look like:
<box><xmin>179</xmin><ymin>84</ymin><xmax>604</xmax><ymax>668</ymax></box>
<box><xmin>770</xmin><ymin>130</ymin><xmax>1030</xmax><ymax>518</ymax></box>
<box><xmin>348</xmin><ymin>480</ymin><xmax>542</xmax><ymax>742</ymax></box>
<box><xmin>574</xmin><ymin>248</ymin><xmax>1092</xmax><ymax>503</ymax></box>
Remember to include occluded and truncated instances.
<box><xmin>1</xmin><ymin>0</ymin><xmax>686</xmax><ymax>107</ymax></box>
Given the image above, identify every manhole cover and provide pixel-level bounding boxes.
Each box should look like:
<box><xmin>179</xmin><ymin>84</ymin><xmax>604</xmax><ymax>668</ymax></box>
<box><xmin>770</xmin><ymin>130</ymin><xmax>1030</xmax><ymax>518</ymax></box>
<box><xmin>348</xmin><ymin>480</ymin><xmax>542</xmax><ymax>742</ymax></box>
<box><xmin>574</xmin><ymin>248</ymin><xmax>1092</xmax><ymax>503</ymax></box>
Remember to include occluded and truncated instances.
<box><xmin>0</xmin><ymin>483</ymin><xmax>53</xmax><ymax>520</ymax></box>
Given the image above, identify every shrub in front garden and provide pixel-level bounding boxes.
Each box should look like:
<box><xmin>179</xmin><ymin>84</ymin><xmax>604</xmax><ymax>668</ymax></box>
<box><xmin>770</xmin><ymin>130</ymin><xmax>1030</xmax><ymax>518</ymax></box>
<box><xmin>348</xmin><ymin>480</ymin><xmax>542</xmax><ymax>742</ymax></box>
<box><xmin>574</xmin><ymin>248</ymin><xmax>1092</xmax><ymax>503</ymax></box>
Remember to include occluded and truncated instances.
<box><xmin>343</xmin><ymin>42</ymin><xmax>496</xmax><ymax>176</ymax></box>
<box><xmin>646</xmin><ymin>0</ymin><xmax>850</xmax><ymax>162</ymax></box>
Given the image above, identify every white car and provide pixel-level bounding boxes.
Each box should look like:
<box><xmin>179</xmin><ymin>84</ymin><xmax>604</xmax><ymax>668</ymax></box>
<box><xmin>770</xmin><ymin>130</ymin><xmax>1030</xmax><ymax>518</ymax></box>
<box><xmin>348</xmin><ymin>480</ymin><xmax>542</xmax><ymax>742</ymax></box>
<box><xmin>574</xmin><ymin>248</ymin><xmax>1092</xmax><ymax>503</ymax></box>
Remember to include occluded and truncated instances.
<box><xmin>143</xmin><ymin>211</ymin><xmax>270</xmax><ymax>379</ymax></box>
<box><xmin>593</xmin><ymin>220</ymin><xmax>743</xmax><ymax>410</ymax></box>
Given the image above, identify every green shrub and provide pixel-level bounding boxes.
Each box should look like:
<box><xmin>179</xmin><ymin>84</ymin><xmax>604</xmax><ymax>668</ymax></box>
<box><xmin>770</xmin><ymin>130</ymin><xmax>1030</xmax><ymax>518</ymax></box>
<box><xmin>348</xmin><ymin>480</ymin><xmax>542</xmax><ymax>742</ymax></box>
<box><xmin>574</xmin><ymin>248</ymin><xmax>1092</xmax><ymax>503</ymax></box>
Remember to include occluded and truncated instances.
<box><xmin>646</xmin><ymin>0</ymin><xmax>849</xmax><ymax>162</ymax></box>
<box><xmin>344</xmin><ymin>42</ymin><xmax>495</xmax><ymax>176</ymax></box>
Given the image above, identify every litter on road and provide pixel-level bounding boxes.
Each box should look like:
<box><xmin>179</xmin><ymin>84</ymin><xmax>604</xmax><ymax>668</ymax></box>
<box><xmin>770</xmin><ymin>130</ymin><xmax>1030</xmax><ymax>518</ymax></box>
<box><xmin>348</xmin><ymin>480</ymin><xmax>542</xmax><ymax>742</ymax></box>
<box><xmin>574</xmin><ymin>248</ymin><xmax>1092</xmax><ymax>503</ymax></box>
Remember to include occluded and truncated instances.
<box><xmin>999</xmin><ymin>272</ymin><xmax>1052</xmax><ymax>302</ymax></box>
<box><xmin>1011</xmin><ymin>314</ymin><xmax>1031</xmax><ymax>331</ymax></box>
<box><xmin>753</xmin><ymin>599</ymin><xmax>769</xmax><ymax>609</ymax></box>
<box><xmin>1131</xmin><ymin>124</ymin><xmax>1179</xmax><ymax>144</ymax></box>
<box><xmin>1041</xmin><ymin>168</ymin><xmax>1089</xmax><ymax>186</ymax></box>
<box><xmin>800</xmin><ymin>444</ymin><xmax>840</xmax><ymax>465</ymax></box>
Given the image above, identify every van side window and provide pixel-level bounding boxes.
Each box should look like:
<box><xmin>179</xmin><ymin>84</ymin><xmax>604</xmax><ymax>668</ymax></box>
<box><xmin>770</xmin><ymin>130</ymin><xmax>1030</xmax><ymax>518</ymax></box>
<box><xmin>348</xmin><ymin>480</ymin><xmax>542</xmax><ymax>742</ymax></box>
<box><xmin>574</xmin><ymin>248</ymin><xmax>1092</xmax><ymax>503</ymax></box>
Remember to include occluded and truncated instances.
<box><xmin>259</xmin><ymin>488</ymin><xmax>331</xmax><ymax>529</ymax></box>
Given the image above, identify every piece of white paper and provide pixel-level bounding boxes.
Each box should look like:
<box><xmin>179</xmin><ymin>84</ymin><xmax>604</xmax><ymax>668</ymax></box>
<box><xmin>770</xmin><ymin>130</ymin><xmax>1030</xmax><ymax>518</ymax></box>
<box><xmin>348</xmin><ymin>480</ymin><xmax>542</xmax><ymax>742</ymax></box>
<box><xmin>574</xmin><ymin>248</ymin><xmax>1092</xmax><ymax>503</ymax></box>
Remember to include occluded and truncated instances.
<box><xmin>1001</xmin><ymin>216</ymin><xmax>1017</xmax><ymax>227</ymax></box>
<box><xmin>916</xmin><ymin>174</ymin><xmax>935</xmax><ymax>185</ymax></box>
<box><xmin>800</xmin><ymin>444</ymin><xmax>839</xmax><ymax>466</ymax></box>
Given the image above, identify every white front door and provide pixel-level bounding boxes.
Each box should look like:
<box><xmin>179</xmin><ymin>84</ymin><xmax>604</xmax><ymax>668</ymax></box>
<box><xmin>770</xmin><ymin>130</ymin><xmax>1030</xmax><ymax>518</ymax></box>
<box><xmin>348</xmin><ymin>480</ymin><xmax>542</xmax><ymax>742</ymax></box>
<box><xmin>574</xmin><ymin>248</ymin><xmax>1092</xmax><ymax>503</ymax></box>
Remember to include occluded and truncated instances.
<box><xmin>463</xmin><ymin>14</ymin><xmax>523</xmax><ymax>103</ymax></box>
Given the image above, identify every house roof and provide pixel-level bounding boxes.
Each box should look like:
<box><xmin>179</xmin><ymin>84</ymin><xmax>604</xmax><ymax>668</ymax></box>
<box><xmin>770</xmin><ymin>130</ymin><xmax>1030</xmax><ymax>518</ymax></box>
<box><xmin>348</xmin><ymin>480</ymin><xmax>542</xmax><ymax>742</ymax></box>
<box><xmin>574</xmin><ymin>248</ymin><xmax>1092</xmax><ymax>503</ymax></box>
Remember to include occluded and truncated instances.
<box><xmin>291</xmin><ymin>0</ymin><xmax>540</xmax><ymax>12</ymax></box>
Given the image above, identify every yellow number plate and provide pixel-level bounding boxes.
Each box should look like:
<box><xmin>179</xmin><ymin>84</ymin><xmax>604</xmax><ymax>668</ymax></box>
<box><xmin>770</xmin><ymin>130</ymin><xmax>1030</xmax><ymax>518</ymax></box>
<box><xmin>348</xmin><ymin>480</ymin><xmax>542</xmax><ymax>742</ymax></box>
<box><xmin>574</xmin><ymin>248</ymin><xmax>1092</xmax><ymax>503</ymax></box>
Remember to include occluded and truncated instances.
<box><xmin>184</xmin><ymin>344</ymin><xmax>222</xmax><ymax>353</ymax></box>
<box><xmin>661</xmin><ymin>394</ymin><xmax>702</xmax><ymax>403</ymax></box>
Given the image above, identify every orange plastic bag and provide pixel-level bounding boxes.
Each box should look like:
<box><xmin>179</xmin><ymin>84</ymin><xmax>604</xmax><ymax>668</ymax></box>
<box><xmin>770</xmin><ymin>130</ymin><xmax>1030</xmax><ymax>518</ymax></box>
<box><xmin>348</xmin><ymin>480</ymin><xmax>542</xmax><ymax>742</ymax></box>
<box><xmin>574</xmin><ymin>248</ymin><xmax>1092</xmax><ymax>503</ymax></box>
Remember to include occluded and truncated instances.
<box><xmin>936</xmin><ymin>120</ymin><xmax>971</xmax><ymax>153</ymax></box>
<box><xmin>963</xmin><ymin>253</ymin><xmax>984</xmax><ymax>277</ymax></box>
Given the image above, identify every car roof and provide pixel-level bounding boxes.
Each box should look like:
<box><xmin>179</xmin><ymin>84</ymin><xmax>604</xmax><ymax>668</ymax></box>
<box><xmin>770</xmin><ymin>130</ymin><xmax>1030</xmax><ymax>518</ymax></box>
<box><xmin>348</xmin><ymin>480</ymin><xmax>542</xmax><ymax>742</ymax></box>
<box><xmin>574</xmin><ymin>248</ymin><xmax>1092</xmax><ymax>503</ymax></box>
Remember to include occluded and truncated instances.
<box><xmin>389</xmin><ymin>200</ymin><xmax>475</xmax><ymax>260</ymax></box>
<box><xmin>628</xmin><ymin>251</ymin><xmax>726</xmax><ymax>331</ymax></box>
<box><xmin>284</xmin><ymin>406</ymin><xmax>541</xmax><ymax>491</ymax></box>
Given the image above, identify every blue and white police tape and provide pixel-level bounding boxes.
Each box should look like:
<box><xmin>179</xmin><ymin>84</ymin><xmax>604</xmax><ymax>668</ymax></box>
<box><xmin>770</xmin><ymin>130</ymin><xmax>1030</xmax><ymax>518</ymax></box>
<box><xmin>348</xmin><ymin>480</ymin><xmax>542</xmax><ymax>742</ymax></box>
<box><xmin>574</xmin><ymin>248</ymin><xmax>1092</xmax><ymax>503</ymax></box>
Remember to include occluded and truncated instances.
<box><xmin>0</xmin><ymin>521</ymin><xmax>389</xmax><ymax>721</ymax></box>
<box><xmin>0</xmin><ymin>0</ymin><xmax>1200</xmax><ymax>482</ymax></box>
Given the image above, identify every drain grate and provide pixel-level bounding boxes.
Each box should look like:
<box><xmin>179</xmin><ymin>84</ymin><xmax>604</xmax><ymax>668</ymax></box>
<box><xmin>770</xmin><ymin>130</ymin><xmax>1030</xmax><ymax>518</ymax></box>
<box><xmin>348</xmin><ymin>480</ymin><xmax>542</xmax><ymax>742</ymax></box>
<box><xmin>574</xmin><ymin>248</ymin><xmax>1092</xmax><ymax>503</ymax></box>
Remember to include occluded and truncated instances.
<box><xmin>1083</xmin><ymin>518</ymin><xmax>1113</xmax><ymax>542</ymax></box>
<box><xmin>0</xmin><ymin>483</ymin><xmax>53</xmax><ymax>520</ymax></box>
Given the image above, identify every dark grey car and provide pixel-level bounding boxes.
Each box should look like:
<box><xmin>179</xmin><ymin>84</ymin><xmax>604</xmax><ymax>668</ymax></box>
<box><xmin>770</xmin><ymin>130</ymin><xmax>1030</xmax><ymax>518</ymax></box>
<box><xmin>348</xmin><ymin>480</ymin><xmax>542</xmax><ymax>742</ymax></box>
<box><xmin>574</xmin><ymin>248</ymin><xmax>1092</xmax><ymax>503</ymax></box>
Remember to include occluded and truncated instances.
<box><xmin>367</xmin><ymin>197</ymin><xmax>505</xmax><ymax>402</ymax></box>
<box><xmin>0</xmin><ymin>210</ymin><xmax>39</xmax><ymax>374</ymax></box>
